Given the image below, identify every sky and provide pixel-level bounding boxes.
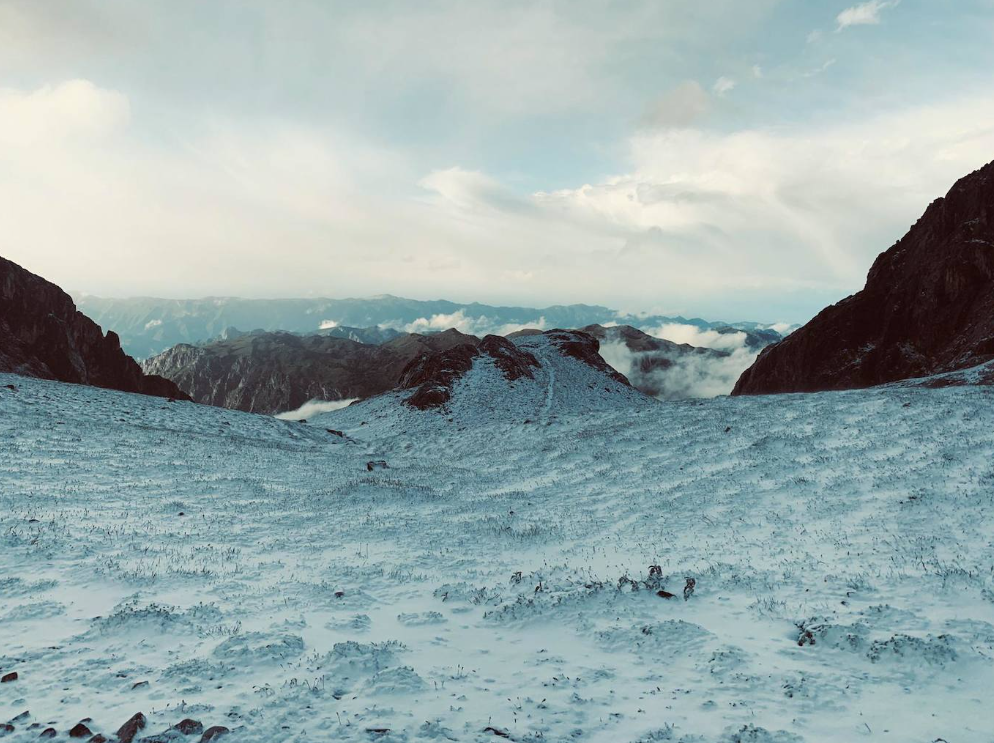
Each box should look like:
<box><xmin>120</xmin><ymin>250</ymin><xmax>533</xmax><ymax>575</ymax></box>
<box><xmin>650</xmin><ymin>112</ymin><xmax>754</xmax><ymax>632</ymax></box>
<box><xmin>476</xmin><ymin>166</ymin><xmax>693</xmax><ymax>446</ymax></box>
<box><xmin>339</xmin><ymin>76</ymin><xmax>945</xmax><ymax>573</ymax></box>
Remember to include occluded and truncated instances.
<box><xmin>1</xmin><ymin>0</ymin><xmax>993</xmax><ymax>323</ymax></box>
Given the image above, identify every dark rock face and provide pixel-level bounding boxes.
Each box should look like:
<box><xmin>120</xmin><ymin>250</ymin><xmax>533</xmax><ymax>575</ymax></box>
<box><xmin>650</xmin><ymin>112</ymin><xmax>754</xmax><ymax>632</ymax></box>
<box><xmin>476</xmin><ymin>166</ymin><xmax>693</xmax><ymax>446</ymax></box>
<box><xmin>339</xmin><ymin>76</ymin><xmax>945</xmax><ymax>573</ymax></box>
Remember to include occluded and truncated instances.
<box><xmin>172</xmin><ymin>719</ymin><xmax>204</xmax><ymax>735</ymax></box>
<box><xmin>0</xmin><ymin>257</ymin><xmax>189</xmax><ymax>400</ymax></box>
<box><xmin>144</xmin><ymin>328</ymin><xmax>480</xmax><ymax>414</ymax></box>
<box><xmin>199</xmin><ymin>726</ymin><xmax>230</xmax><ymax>742</ymax></box>
<box><xmin>399</xmin><ymin>335</ymin><xmax>541</xmax><ymax>410</ymax></box>
<box><xmin>542</xmin><ymin>330</ymin><xmax>632</xmax><ymax>387</ymax></box>
<box><xmin>116</xmin><ymin>712</ymin><xmax>147</xmax><ymax>743</ymax></box>
<box><xmin>734</xmin><ymin>160</ymin><xmax>994</xmax><ymax>394</ymax></box>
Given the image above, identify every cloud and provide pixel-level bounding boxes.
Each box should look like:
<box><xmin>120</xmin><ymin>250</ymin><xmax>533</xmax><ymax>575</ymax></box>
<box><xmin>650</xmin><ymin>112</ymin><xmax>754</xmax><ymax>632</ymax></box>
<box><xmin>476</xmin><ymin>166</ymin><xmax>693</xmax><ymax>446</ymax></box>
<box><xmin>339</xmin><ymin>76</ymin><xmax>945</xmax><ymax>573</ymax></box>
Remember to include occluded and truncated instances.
<box><xmin>397</xmin><ymin>311</ymin><xmax>548</xmax><ymax>337</ymax></box>
<box><xmin>712</xmin><ymin>77</ymin><xmax>736</xmax><ymax>96</ymax></box>
<box><xmin>599</xmin><ymin>339</ymin><xmax>758</xmax><ymax>400</ymax></box>
<box><xmin>0</xmin><ymin>79</ymin><xmax>129</xmax><ymax>146</ymax></box>
<box><xmin>419</xmin><ymin>167</ymin><xmax>533</xmax><ymax>213</ymax></box>
<box><xmin>836</xmin><ymin>1</ymin><xmax>899</xmax><ymax>31</ymax></box>
<box><xmin>643</xmin><ymin>323</ymin><xmax>749</xmax><ymax>352</ymax></box>
<box><xmin>275</xmin><ymin>398</ymin><xmax>358</xmax><ymax>420</ymax></box>
<box><xmin>4</xmin><ymin>76</ymin><xmax>994</xmax><ymax>324</ymax></box>
<box><xmin>640</xmin><ymin>81</ymin><xmax>710</xmax><ymax>129</ymax></box>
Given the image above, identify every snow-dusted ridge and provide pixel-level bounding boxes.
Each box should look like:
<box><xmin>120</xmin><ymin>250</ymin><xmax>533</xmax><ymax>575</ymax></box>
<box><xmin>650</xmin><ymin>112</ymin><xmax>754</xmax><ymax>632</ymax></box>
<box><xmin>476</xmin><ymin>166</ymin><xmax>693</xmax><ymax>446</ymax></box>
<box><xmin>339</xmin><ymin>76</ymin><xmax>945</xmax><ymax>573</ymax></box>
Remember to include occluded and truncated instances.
<box><xmin>324</xmin><ymin>330</ymin><xmax>655</xmax><ymax>435</ymax></box>
<box><xmin>2</xmin><ymin>371</ymin><xmax>994</xmax><ymax>742</ymax></box>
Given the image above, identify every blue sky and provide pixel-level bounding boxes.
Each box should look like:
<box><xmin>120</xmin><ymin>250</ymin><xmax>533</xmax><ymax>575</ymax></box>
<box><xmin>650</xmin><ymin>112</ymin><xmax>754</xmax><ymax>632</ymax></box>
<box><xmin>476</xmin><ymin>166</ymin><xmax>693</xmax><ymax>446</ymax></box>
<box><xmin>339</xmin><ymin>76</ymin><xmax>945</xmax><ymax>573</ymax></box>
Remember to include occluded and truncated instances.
<box><xmin>2</xmin><ymin>0</ymin><xmax>993</xmax><ymax>323</ymax></box>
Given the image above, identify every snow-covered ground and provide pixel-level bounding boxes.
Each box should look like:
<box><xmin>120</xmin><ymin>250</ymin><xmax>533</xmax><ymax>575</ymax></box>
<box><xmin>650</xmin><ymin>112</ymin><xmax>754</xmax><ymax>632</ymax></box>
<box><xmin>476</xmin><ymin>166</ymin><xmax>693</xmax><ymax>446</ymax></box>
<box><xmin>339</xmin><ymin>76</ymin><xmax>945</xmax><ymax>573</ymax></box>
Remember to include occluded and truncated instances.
<box><xmin>2</xmin><ymin>369</ymin><xmax>994</xmax><ymax>743</ymax></box>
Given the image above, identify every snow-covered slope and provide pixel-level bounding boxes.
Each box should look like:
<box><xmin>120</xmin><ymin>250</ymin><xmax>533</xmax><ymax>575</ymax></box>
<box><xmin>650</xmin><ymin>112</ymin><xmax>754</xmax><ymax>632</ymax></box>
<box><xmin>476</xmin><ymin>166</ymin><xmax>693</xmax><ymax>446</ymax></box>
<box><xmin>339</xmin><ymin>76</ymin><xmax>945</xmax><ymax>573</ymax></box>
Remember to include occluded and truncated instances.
<box><xmin>2</xmin><ymin>372</ymin><xmax>994</xmax><ymax>742</ymax></box>
<box><xmin>325</xmin><ymin>330</ymin><xmax>653</xmax><ymax>438</ymax></box>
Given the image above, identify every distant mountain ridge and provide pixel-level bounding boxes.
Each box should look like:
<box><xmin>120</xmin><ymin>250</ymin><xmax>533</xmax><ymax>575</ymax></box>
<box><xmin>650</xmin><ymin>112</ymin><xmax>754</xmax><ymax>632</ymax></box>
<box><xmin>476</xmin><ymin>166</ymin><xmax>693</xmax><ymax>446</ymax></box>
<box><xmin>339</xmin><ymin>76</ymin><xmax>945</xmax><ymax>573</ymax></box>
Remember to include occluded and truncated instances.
<box><xmin>74</xmin><ymin>292</ymin><xmax>786</xmax><ymax>359</ymax></box>
<box><xmin>734</xmin><ymin>159</ymin><xmax>994</xmax><ymax>395</ymax></box>
<box><xmin>0</xmin><ymin>256</ymin><xmax>189</xmax><ymax>400</ymax></box>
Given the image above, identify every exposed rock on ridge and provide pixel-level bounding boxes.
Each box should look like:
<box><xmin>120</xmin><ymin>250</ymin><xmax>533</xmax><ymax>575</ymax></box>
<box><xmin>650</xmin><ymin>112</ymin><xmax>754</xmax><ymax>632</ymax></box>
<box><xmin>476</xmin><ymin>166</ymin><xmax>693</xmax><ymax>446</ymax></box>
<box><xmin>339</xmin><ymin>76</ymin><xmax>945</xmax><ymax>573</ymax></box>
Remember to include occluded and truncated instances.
<box><xmin>734</xmin><ymin>160</ymin><xmax>994</xmax><ymax>394</ymax></box>
<box><xmin>0</xmin><ymin>256</ymin><xmax>189</xmax><ymax>400</ymax></box>
<box><xmin>400</xmin><ymin>335</ymin><xmax>540</xmax><ymax>410</ymax></box>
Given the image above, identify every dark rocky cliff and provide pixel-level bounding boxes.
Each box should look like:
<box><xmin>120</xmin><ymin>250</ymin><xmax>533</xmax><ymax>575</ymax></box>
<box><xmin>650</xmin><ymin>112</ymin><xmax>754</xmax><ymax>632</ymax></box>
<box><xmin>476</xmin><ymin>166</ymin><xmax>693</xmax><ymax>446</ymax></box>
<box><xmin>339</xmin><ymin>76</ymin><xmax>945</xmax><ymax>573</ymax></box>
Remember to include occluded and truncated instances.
<box><xmin>0</xmin><ymin>256</ymin><xmax>189</xmax><ymax>400</ymax></box>
<box><xmin>734</xmin><ymin>160</ymin><xmax>994</xmax><ymax>394</ymax></box>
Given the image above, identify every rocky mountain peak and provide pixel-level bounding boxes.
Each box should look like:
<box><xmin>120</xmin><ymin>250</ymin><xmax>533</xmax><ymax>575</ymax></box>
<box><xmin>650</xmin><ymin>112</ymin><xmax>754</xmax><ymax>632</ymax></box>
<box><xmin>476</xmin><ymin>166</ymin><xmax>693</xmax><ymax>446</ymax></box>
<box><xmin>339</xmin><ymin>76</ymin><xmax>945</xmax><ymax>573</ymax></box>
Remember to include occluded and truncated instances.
<box><xmin>734</xmin><ymin>159</ymin><xmax>994</xmax><ymax>394</ymax></box>
<box><xmin>0</xmin><ymin>256</ymin><xmax>190</xmax><ymax>400</ymax></box>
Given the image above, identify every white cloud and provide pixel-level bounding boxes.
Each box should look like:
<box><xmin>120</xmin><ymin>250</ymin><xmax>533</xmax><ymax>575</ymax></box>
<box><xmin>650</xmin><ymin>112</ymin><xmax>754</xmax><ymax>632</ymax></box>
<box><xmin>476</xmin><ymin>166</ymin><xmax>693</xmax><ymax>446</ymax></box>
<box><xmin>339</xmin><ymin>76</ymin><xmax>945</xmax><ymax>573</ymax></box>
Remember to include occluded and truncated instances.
<box><xmin>3</xmin><ymin>78</ymin><xmax>994</xmax><ymax>323</ymax></box>
<box><xmin>599</xmin><ymin>340</ymin><xmax>758</xmax><ymax>400</ymax></box>
<box><xmin>275</xmin><ymin>398</ymin><xmax>357</xmax><ymax>420</ymax></box>
<box><xmin>836</xmin><ymin>1</ymin><xmax>899</xmax><ymax>31</ymax></box>
<box><xmin>0</xmin><ymin>79</ymin><xmax>129</xmax><ymax>146</ymax></box>
<box><xmin>397</xmin><ymin>311</ymin><xmax>548</xmax><ymax>337</ymax></box>
<box><xmin>643</xmin><ymin>323</ymin><xmax>748</xmax><ymax>352</ymax></box>
<box><xmin>713</xmin><ymin>77</ymin><xmax>736</xmax><ymax>96</ymax></box>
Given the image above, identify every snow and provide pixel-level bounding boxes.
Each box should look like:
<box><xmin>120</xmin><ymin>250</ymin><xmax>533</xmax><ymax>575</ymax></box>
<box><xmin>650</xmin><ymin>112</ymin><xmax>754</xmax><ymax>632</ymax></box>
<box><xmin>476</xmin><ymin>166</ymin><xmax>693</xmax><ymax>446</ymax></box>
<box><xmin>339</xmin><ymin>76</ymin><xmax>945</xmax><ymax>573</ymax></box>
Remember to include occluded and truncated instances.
<box><xmin>2</xmin><ymin>370</ymin><xmax>994</xmax><ymax>742</ymax></box>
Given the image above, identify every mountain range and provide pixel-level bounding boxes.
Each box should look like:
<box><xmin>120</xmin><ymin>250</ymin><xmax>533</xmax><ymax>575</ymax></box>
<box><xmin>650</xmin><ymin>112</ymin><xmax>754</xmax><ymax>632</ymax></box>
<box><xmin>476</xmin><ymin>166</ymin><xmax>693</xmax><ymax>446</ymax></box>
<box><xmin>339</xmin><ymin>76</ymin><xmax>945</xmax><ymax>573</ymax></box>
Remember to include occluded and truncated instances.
<box><xmin>73</xmin><ymin>292</ymin><xmax>784</xmax><ymax>360</ymax></box>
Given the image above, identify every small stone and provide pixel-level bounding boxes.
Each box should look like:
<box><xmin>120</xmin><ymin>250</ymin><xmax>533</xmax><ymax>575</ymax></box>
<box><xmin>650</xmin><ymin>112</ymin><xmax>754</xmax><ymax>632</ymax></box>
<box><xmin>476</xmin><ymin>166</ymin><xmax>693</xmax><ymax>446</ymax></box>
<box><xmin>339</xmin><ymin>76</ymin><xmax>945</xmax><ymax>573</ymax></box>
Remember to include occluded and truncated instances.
<box><xmin>656</xmin><ymin>589</ymin><xmax>676</xmax><ymax>599</ymax></box>
<box><xmin>131</xmin><ymin>680</ymin><xmax>149</xmax><ymax>690</ymax></box>
<box><xmin>117</xmin><ymin>713</ymin><xmax>147</xmax><ymax>743</ymax></box>
<box><xmin>69</xmin><ymin>722</ymin><xmax>93</xmax><ymax>738</ymax></box>
<box><xmin>1</xmin><ymin>723</ymin><xmax>15</xmax><ymax>736</ymax></box>
<box><xmin>89</xmin><ymin>736</ymin><xmax>109</xmax><ymax>743</ymax></box>
<box><xmin>199</xmin><ymin>726</ymin><xmax>230</xmax><ymax>743</ymax></box>
<box><xmin>40</xmin><ymin>729</ymin><xmax>57</xmax><ymax>739</ymax></box>
<box><xmin>9</xmin><ymin>712</ymin><xmax>29</xmax><ymax>723</ymax></box>
<box><xmin>172</xmin><ymin>719</ymin><xmax>203</xmax><ymax>735</ymax></box>
<box><xmin>0</xmin><ymin>672</ymin><xmax>17</xmax><ymax>683</ymax></box>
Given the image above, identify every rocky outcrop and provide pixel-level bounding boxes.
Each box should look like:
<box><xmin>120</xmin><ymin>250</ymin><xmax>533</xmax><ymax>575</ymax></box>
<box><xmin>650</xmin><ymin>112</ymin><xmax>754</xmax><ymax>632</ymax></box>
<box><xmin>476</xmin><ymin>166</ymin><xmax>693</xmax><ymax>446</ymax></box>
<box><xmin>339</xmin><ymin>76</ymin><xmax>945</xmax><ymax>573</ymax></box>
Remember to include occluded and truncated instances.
<box><xmin>399</xmin><ymin>335</ymin><xmax>540</xmax><ymax>410</ymax></box>
<box><xmin>734</xmin><ymin>160</ymin><xmax>994</xmax><ymax>395</ymax></box>
<box><xmin>542</xmin><ymin>329</ymin><xmax>631</xmax><ymax>386</ymax></box>
<box><xmin>0</xmin><ymin>256</ymin><xmax>189</xmax><ymax>400</ymax></box>
<box><xmin>144</xmin><ymin>328</ymin><xmax>480</xmax><ymax>414</ymax></box>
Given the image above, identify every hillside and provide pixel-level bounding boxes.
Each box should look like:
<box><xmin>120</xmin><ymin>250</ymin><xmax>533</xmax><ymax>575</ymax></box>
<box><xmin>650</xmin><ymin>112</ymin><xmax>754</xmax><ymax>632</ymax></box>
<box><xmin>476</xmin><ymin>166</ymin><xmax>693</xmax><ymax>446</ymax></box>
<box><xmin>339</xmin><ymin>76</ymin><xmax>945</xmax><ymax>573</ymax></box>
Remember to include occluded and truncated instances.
<box><xmin>2</xmin><ymin>371</ymin><xmax>993</xmax><ymax>742</ymax></box>
<box><xmin>142</xmin><ymin>328</ymin><xmax>478</xmax><ymax>414</ymax></box>
<box><xmin>0</xmin><ymin>256</ymin><xmax>188</xmax><ymax>400</ymax></box>
<box><xmin>735</xmin><ymin>160</ymin><xmax>994</xmax><ymax>394</ymax></box>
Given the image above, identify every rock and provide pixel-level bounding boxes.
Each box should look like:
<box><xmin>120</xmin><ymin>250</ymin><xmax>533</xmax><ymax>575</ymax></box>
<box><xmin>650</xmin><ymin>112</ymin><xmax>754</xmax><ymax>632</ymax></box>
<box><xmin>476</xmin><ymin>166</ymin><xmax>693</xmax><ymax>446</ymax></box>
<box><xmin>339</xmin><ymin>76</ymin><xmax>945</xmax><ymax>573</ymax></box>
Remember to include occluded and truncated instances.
<box><xmin>9</xmin><ymin>712</ymin><xmax>30</xmax><ymax>724</ymax></box>
<box><xmin>734</xmin><ymin>159</ymin><xmax>994</xmax><ymax>394</ymax></box>
<box><xmin>399</xmin><ymin>334</ymin><xmax>542</xmax><ymax>410</ymax></box>
<box><xmin>0</xmin><ymin>256</ymin><xmax>190</xmax><ymax>400</ymax></box>
<box><xmin>1</xmin><ymin>723</ymin><xmax>14</xmax><ymax>736</ymax></box>
<box><xmin>131</xmin><ymin>680</ymin><xmax>149</xmax><ymax>690</ymax></box>
<box><xmin>69</xmin><ymin>722</ymin><xmax>93</xmax><ymax>738</ymax></box>
<box><xmin>656</xmin><ymin>590</ymin><xmax>676</xmax><ymax>599</ymax></box>
<box><xmin>171</xmin><ymin>719</ymin><xmax>203</xmax><ymax>736</ymax></box>
<box><xmin>542</xmin><ymin>329</ymin><xmax>631</xmax><ymax>386</ymax></box>
<box><xmin>40</xmin><ymin>729</ymin><xmax>57</xmax><ymax>739</ymax></box>
<box><xmin>0</xmin><ymin>672</ymin><xmax>17</xmax><ymax>683</ymax></box>
<box><xmin>89</xmin><ymin>736</ymin><xmax>109</xmax><ymax>743</ymax></box>
<box><xmin>365</xmin><ymin>460</ymin><xmax>388</xmax><ymax>471</ymax></box>
<box><xmin>142</xmin><ymin>327</ymin><xmax>479</xmax><ymax>414</ymax></box>
<box><xmin>199</xmin><ymin>726</ymin><xmax>230</xmax><ymax>742</ymax></box>
<box><xmin>117</xmin><ymin>713</ymin><xmax>147</xmax><ymax>743</ymax></box>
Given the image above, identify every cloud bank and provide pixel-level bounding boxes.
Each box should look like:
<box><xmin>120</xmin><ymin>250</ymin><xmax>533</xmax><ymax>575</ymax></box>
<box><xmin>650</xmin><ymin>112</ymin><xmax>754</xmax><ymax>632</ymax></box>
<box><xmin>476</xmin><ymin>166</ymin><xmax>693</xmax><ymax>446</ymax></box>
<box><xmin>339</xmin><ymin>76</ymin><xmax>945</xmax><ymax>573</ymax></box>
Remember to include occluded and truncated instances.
<box><xmin>275</xmin><ymin>398</ymin><xmax>358</xmax><ymax>421</ymax></box>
